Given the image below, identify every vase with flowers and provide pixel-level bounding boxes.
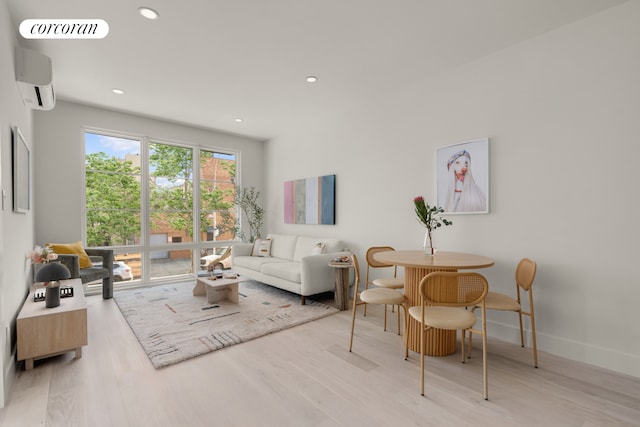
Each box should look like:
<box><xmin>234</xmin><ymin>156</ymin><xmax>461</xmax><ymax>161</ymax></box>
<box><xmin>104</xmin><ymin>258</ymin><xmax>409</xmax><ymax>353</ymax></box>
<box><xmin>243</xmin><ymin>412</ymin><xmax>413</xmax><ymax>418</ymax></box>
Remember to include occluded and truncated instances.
<box><xmin>29</xmin><ymin>245</ymin><xmax>59</xmax><ymax>265</ymax></box>
<box><xmin>413</xmin><ymin>196</ymin><xmax>452</xmax><ymax>255</ymax></box>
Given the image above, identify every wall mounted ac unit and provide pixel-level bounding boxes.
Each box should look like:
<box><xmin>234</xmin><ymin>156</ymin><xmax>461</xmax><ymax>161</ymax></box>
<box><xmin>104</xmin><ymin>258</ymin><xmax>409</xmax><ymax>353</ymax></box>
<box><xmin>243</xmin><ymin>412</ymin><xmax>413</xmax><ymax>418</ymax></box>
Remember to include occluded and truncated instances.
<box><xmin>15</xmin><ymin>47</ymin><xmax>56</xmax><ymax>110</ymax></box>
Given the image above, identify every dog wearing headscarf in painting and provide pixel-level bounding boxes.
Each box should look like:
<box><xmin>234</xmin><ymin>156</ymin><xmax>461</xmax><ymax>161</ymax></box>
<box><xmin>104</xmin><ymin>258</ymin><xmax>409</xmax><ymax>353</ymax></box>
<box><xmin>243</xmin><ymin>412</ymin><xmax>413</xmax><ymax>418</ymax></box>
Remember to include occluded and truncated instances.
<box><xmin>444</xmin><ymin>150</ymin><xmax>486</xmax><ymax>213</ymax></box>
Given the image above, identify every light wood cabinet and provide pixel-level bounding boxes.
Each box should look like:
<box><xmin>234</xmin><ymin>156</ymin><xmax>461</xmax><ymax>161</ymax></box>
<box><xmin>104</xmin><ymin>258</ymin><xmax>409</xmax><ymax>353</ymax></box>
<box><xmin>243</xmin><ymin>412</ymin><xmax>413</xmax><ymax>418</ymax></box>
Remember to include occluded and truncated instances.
<box><xmin>17</xmin><ymin>278</ymin><xmax>87</xmax><ymax>370</ymax></box>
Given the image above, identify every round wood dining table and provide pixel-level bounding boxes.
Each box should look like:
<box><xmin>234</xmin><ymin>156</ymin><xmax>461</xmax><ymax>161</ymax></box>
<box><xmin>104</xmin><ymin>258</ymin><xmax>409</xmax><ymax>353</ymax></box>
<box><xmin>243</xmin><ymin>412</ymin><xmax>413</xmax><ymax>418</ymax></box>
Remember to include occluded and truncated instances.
<box><xmin>373</xmin><ymin>250</ymin><xmax>494</xmax><ymax>356</ymax></box>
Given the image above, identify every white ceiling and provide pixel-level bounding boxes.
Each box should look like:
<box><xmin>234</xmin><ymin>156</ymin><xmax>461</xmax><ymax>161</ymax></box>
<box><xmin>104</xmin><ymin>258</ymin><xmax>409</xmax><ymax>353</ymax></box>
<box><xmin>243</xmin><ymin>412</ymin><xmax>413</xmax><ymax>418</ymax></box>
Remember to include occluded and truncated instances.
<box><xmin>6</xmin><ymin>0</ymin><xmax>627</xmax><ymax>141</ymax></box>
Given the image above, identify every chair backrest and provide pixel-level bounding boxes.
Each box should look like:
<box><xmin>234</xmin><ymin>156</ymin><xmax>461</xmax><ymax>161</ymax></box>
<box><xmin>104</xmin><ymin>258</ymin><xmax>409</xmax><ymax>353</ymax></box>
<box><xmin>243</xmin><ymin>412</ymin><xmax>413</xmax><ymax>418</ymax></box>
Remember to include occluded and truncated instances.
<box><xmin>365</xmin><ymin>246</ymin><xmax>398</xmax><ymax>282</ymax></box>
<box><xmin>419</xmin><ymin>271</ymin><xmax>488</xmax><ymax>308</ymax></box>
<box><xmin>515</xmin><ymin>258</ymin><xmax>537</xmax><ymax>291</ymax></box>
<box><xmin>366</xmin><ymin>246</ymin><xmax>396</xmax><ymax>268</ymax></box>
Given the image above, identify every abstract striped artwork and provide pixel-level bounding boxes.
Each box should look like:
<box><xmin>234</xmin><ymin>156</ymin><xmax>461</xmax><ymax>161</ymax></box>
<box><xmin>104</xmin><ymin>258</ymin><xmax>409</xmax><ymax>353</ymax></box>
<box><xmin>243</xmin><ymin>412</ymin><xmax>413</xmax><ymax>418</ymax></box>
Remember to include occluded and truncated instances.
<box><xmin>284</xmin><ymin>174</ymin><xmax>335</xmax><ymax>224</ymax></box>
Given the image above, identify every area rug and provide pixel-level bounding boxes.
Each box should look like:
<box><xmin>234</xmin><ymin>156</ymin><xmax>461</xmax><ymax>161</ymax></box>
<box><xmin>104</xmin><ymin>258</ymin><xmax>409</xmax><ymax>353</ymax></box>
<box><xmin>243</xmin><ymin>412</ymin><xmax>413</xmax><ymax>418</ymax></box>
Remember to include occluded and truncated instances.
<box><xmin>114</xmin><ymin>280</ymin><xmax>339</xmax><ymax>368</ymax></box>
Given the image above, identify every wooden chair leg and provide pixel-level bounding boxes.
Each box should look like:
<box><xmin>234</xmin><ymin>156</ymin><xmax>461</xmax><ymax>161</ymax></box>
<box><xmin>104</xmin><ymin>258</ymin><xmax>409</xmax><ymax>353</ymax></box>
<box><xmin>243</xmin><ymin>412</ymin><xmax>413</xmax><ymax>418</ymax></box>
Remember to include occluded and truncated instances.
<box><xmin>420</xmin><ymin>321</ymin><xmax>425</xmax><ymax>396</ymax></box>
<box><xmin>349</xmin><ymin>298</ymin><xmax>359</xmax><ymax>352</ymax></box>
<box><xmin>530</xmin><ymin>312</ymin><xmax>539</xmax><ymax>368</ymax></box>
<box><xmin>383</xmin><ymin>304</ymin><xmax>388</xmax><ymax>331</ymax></box>
<box><xmin>482</xmin><ymin>328</ymin><xmax>488</xmax><ymax>400</ymax></box>
<box><xmin>402</xmin><ymin>304</ymin><xmax>409</xmax><ymax>360</ymax></box>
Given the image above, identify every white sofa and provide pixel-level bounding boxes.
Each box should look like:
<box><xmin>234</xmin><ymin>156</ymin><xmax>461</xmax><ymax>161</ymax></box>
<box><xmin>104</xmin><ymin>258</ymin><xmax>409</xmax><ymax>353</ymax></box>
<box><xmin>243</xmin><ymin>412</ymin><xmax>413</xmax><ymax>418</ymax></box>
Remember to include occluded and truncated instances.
<box><xmin>231</xmin><ymin>234</ymin><xmax>350</xmax><ymax>304</ymax></box>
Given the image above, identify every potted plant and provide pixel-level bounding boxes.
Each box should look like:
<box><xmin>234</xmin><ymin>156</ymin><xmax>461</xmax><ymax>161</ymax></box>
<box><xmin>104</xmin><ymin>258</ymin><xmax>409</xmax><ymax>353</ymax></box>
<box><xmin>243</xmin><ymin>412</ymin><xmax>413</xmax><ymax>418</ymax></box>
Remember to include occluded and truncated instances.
<box><xmin>234</xmin><ymin>186</ymin><xmax>264</xmax><ymax>243</ymax></box>
<box><xmin>413</xmin><ymin>196</ymin><xmax>452</xmax><ymax>255</ymax></box>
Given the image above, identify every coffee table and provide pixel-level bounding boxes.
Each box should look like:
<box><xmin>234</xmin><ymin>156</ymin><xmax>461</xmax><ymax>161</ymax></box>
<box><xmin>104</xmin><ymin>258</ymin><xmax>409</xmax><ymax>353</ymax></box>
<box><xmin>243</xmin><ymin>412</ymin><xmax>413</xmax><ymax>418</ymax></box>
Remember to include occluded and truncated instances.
<box><xmin>193</xmin><ymin>275</ymin><xmax>250</xmax><ymax>304</ymax></box>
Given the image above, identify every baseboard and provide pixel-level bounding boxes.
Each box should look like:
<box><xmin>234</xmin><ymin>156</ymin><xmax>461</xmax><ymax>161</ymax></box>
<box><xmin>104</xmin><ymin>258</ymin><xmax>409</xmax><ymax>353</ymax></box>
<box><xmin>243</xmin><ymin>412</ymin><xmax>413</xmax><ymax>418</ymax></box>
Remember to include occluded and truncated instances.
<box><xmin>487</xmin><ymin>320</ymin><xmax>640</xmax><ymax>379</ymax></box>
<box><xmin>1</xmin><ymin>347</ymin><xmax>17</xmax><ymax>408</ymax></box>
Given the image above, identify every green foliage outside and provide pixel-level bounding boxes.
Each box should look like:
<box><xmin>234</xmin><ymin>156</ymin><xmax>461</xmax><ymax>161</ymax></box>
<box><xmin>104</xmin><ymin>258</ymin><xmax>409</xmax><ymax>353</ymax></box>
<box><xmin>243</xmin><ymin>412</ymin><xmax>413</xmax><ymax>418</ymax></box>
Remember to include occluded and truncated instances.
<box><xmin>85</xmin><ymin>145</ymin><xmax>238</xmax><ymax>247</ymax></box>
<box><xmin>85</xmin><ymin>153</ymin><xmax>141</xmax><ymax>246</ymax></box>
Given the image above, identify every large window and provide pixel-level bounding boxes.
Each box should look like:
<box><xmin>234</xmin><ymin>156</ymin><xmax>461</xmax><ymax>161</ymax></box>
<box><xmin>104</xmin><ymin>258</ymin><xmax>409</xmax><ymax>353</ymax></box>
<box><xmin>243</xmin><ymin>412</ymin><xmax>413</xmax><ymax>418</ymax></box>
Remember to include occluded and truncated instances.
<box><xmin>199</xmin><ymin>149</ymin><xmax>237</xmax><ymax>243</ymax></box>
<box><xmin>85</xmin><ymin>133</ymin><xmax>141</xmax><ymax>247</ymax></box>
<box><xmin>84</xmin><ymin>131</ymin><xmax>238</xmax><ymax>290</ymax></box>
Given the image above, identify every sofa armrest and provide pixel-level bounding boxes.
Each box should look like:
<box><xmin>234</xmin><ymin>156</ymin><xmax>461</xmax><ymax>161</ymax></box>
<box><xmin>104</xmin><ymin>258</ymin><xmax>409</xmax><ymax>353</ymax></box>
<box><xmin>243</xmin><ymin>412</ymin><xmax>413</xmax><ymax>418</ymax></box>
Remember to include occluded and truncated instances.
<box><xmin>57</xmin><ymin>254</ymin><xmax>81</xmax><ymax>279</ymax></box>
<box><xmin>85</xmin><ymin>248</ymin><xmax>114</xmax><ymax>271</ymax></box>
<box><xmin>85</xmin><ymin>248</ymin><xmax>114</xmax><ymax>299</ymax></box>
<box><xmin>300</xmin><ymin>251</ymin><xmax>352</xmax><ymax>295</ymax></box>
<box><xmin>231</xmin><ymin>243</ymin><xmax>253</xmax><ymax>260</ymax></box>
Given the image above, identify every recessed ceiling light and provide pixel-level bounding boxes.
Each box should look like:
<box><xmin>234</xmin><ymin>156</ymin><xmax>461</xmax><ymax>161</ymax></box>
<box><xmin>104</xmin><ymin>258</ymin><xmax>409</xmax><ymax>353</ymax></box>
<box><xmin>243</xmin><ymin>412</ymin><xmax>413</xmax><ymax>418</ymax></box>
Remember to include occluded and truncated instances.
<box><xmin>306</xmin><ymin>76</ymin><xmax>318</xmax><ymax>83</ymax></box>
<box><xmin>234</xmin><ymin>118</ymin><xmax>243</xmax><ymax>123</ymax></box>
<box><xmin>138</xmin><ymin>7</ymin><xmax>159</xmax><ymax>20</ymax></box>
<box><xmin>112</xmin><ymin>88</ymin><xmax>125</xmax><ymax>95</ymax></box>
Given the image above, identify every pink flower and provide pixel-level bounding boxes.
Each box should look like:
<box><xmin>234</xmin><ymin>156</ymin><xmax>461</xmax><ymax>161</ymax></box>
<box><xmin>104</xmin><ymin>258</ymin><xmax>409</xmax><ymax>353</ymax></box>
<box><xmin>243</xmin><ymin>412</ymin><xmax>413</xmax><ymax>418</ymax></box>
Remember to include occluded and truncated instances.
<box><xmin>28</xmin><ymin>245</ymin><xmax>58</xmax><ymax>264</ymax></box>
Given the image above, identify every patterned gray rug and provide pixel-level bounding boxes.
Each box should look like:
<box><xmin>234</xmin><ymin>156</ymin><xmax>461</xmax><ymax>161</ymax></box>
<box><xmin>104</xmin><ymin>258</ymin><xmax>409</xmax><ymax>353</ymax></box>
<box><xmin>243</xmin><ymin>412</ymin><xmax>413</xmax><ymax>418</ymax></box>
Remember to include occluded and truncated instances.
<box><xmin>114</xmin><ymin>280</ymin><xmax>338</xmax><ymax>368</ymax></box>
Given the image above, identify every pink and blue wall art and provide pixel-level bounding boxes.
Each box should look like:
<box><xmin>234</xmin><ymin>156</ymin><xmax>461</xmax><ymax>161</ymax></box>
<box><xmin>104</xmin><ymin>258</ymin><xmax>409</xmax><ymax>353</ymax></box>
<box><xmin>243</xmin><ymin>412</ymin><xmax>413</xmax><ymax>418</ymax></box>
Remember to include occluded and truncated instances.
<box><xmin>284</xmin><ymin>174</ymin><xmax>335</xmax><ymax>225</ymax></box>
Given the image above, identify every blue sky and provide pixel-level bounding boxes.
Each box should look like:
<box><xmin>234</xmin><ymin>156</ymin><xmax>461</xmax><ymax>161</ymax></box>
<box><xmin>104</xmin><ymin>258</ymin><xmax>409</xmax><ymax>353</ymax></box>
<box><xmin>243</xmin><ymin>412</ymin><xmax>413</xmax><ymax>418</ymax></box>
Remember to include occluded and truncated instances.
<box><xmin>85</xmin><ymin>132</ymin><xmax>236</xmax><ymax>161</ymax></box>
<box><xmin>85</xmin><ymin>132</ymin><xmax>140</xmax><ymax>158</ymax></box>
<box><xmin>85</xmin><ymin>132</ymin><xmax>235</xmax><ymax>188</ymax></box>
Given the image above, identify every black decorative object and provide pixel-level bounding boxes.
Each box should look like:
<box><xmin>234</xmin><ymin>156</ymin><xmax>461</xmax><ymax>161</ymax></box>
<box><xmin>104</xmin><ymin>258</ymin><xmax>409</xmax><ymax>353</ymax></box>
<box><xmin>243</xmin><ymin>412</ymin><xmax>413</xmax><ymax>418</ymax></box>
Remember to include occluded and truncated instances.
<box><xmin>34</xmin><ymin>262</ymin><xmax>71</xmax><ymax>308</ymax></box>
<box><xmin>45</xmin><ymin>287</ymin><xmax>60</xmax><ymax>308</ymax></box>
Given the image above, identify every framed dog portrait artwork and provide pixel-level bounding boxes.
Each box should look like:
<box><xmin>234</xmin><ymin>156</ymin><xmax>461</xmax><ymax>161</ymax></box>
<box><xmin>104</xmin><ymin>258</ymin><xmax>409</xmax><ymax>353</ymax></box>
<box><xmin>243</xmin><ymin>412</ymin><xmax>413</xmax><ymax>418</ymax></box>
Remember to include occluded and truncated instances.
<box><xmin>436</xmin><ymin>137</ymin><xmax>489</xmax><ymax>214</ymax></box>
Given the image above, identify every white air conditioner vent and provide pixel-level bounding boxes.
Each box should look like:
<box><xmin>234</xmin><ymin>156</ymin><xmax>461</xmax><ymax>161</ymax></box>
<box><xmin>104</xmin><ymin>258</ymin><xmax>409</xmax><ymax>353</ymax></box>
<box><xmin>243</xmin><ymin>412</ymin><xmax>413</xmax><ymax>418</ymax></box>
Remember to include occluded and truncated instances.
<box><xmin>15</xmin><ymin>47</ymin><xmax>56</xmax><ymax>110</ymax></box>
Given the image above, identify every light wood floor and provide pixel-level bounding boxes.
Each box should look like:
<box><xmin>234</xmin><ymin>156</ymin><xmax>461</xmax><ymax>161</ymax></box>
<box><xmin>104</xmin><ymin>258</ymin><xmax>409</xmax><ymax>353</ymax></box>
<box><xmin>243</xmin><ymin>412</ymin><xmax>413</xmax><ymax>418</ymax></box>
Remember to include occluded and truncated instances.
<box><xmin>2</xmin><ymin>289</ymin><xmax>640</xmax><ymax>427</ymax></box>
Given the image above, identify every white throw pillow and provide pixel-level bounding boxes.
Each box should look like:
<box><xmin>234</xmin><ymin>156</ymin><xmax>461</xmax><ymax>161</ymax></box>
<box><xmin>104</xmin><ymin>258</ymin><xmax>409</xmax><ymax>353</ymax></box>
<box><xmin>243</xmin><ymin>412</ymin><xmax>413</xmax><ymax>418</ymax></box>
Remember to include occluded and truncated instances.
<box><xmin>310</xmin><ymin>242</ymin><xmax>325</xmax><ymax>255</ymax></box>
<box><xmin>251</xmin><ymin>238</ymin><xmax>272</xmax><ymax>257</ymax></box>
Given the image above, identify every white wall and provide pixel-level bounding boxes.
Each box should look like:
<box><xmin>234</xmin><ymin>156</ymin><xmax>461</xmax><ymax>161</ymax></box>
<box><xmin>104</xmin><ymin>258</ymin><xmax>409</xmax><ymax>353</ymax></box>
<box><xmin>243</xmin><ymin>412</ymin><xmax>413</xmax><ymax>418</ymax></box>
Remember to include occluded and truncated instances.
<box><xmin>33</xmin><ymin>101</ymin><xmax>264</xmax><ymax>245</ymax></box>
<box><xmin>0</xmin><ymin>0</ymin><xmax>34</xmax><ymax>407</ymax></box>
<box><xmin>264</xmin><ymin>2</ymin><xmax>640</xmax><ymax>378</ymax></box>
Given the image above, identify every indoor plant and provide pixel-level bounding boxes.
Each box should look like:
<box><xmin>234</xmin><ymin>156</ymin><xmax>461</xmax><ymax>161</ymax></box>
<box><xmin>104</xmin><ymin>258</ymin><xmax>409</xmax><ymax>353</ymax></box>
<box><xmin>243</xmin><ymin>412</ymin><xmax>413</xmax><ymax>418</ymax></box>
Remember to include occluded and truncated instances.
<box><xmin>413</xmin><ymin>196</ymin><xmax>452</xmax><ymax>255</ymax></box>
<box><xmin>234</xmin><ymin>186</ymin><xmax>264</xmax><ymax>243</ymax></box>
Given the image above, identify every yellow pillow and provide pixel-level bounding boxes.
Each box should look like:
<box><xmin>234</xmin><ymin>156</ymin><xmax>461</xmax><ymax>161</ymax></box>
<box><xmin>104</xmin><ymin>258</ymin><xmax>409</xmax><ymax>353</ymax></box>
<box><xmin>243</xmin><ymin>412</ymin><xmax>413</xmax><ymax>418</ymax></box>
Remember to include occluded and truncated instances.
<box><xmin>47</xmin><ymin>241</ymin><xmax>93</xmax><ymax>269</ymax></box>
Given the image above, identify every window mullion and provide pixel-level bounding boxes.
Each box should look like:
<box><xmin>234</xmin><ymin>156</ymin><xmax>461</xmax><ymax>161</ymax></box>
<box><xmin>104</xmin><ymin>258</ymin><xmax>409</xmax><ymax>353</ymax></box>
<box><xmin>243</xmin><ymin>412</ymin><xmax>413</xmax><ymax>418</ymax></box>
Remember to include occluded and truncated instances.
<box><xmin>141</xmin><ymin>136</ymin><xmax>151</xmax><ymax>282</ymax></box>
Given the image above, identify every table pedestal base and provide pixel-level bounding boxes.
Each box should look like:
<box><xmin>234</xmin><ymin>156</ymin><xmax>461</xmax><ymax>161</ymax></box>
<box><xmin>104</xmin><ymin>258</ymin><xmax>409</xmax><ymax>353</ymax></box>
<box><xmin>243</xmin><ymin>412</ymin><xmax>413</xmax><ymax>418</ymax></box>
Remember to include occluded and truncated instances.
<box><xmin>329</xmin><ymin>262</ymin><xmax>352</xmax><ymax>311</ymax></box>
<box><xmin>407</xmin><ymin>318</ymin><xmax>457</xmax><ymax>356</ymax></box>
<box><xmin>406</xmin><ymin>265</ymin><xmax>457</xmax><ymax>356</ymax></box>
<box><xmin>333</xmin><ymin>268</ymin><xmax>350</xmax><ymax>310</ymax></box>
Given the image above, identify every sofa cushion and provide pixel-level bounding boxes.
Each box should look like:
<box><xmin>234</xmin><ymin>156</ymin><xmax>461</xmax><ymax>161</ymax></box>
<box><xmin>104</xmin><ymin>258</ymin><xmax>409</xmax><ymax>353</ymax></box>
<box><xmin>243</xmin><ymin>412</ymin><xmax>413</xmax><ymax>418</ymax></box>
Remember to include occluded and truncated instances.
<box><xmin>293</xmin><ymin>236</ymin><xmax>344</xmax><ymax>262</ymax></box>
<box><xmin>233</xmin><ymin>255</ymin><xmax>284</xmax><ymax>271</ymax></box>
<box><xmin>48</xmin><ymin>241</ymin><xmax>93</xmax><ymax>268</ymax></box>
<box><xmin>79</xmin><ymin>266</ymin><xmax>110</xmax><ymax>283</ymax></box>
<box><xmin>260</xmin><ymin>262</ymin><xmax>302</xmax><ymax>283</ymax></box>
<box><xmin>267</xmin><ymin>234</ymin><xmax>299</xmax><ymax>261</ymax></box>
<box><xmin>251</xmin><ymin>238</ymin><xmax>272</xmax><ymax>257</ymax></box>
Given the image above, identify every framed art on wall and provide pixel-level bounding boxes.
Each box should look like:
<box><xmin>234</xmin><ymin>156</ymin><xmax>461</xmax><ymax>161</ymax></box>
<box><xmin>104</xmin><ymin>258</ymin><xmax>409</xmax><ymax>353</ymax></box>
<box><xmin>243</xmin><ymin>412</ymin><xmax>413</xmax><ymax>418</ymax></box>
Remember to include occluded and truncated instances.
<box><xmin>284</xmin><ymin>174</ymin><xmax>336</xmax><ymax>224</ymax></box>
<box><xmin>436</xmin><ymin>137</ymin><xmax>489</xmax><ymax>214</ymax></box>
<box><xmin>12</xmin><ymin>126</ymin><xmax>30</xmax><ymax>213</ymax></box>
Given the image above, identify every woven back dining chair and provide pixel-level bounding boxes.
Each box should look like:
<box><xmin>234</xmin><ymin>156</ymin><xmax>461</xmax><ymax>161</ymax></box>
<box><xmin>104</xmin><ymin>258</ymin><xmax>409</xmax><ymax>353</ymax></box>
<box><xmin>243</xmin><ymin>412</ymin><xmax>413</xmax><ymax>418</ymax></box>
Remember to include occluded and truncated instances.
<box><xmin>408</xmin><ymin>271</ymin><xmax>489</xmax><ymax>400</ymax></box>
<box><xmin>349</xmin><ymin>254</ymin><xmax>408</xmax><ymax>358</ymax></box>
<box><xmin>365</xmin><ymin>246</ymin><xmax>405</xmax><ymax>334</ymax></box>
<box><xmin>470</xmin><ymin>258</ymin><xmax>538</xmax><ymax>367</ymax></box>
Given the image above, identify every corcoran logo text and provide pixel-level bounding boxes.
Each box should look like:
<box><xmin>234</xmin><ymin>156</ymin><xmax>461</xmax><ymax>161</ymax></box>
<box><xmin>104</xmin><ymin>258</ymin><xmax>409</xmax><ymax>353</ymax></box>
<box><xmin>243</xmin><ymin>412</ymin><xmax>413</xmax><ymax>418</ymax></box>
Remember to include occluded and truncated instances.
<box><xmin>19</xmin><ymin>19</ymin><xmax>109</xmax><ymax>39</ymax></box>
